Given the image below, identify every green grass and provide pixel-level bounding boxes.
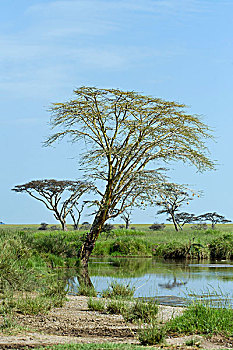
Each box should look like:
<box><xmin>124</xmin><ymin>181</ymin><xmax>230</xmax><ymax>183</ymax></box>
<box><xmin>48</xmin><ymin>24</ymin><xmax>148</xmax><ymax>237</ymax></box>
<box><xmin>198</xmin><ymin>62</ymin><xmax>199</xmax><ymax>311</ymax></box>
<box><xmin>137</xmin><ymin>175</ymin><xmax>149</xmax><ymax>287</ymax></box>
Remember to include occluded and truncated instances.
<box><xmin>87</xmin><ymin>297</ymin><xmax>105</xmax><ymax>312</ymax></box>
<box><xmin>77</xmin><ymin>284</ymin><xmax>97</xmax><ymax>297</ymax></box>
<box><xmin>106</xmin><ymin>299</ymin><xmax>128</xmax><ymax>314</ymax></box>
<box><xmin>1</xmin><ymin>224</ymin><xmax>233</xmax><ymax>262</ymax></box>
<box><xmin>166</xmin><ymin>301</ymin><xmax>233</xmax><ymax>335</ymax></box>
<box><xmin>0</xmin><ymin>229</ymin><xmax>68</xmax><ymax>321</ymax></box>
<box><xmin>137</xmin><ymin>322</ymin><xmax>165</xmax><ymax>345</ymax></box>
<box><xmin>102</xmin><ymin>282</ymin><xmax>135</xmax><ymax>299</ymax></box>
<box><xmin>123</xmin><ymin>300</ymin><xmax>158</xmax><ymax>323</ymax></box>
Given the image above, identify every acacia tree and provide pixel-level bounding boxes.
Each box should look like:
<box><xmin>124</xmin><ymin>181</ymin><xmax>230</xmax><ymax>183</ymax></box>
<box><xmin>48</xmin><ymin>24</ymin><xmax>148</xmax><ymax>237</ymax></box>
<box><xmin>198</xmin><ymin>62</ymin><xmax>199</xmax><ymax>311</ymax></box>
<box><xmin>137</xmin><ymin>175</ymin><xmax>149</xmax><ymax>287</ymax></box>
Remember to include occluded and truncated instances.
<box><xmin>45</xmin><ymin>87</ymin><xmax>214</xmax><ymax>275</ymax></box>
<box><xmin>12</xmin><ymin>179</ymin><xmax>92</xmax><ymax>231</ymax></box>
<box><xmin>196</xmin><ymin>212</ymin><xmax>231</xmax><ymax>229</ymax></box>
<box><xmin>121</xmin><ymin>210</ymin><xmax>132</xmax><ymax>229</ymax></box>
<box><xmin>167</xmin><ymin>212</ymin><xmax>197</xmax><ymax>230</ymax></box>
<box><xmin>69</xmin><ymin>201</ymin><xmax>89</xmax><ymax>230</ymax></box>
<box><xmin>156</xmin><ymin>183</ymin><xmax>199</xmax><ymax>231</ymax></box>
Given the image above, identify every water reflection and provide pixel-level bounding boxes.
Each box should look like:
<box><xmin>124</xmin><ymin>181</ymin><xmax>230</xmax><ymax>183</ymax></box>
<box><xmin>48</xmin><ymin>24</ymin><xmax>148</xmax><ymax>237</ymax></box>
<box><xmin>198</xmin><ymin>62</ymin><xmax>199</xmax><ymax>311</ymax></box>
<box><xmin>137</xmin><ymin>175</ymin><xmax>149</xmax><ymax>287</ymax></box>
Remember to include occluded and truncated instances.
<box><xmin>158</xmin><ymin>276</ymin><xmax>188</xmax><ymax>290</ymax></box>
<box><xmin>71</xmin><ymin>258</ymin><xmax>233</xmax><ymax>307</ymax></box>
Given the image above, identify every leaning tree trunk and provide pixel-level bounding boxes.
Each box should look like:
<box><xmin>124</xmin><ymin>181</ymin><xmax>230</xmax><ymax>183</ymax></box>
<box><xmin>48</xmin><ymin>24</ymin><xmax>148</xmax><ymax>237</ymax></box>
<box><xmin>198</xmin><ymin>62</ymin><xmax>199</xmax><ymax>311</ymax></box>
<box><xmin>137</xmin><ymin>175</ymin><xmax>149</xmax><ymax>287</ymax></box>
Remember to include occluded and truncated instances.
<box><xmin>171</xmin><ymin>213</ymin><xmax>179</xmax><ymax>232</ymax></box>
<box><xmin>78</xmin><ymin>207</ymin><xmax>109</xmax><ymax>285</ymax></box>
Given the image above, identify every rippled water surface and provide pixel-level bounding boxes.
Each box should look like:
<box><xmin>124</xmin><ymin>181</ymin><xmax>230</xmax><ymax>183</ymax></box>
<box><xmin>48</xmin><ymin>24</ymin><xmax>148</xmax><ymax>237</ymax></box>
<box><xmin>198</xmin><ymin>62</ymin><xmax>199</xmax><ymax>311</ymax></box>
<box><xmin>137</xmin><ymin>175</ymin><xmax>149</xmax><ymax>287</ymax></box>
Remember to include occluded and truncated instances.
<box><xmin>71</xmin><ymin>258</ymin><xmax>233</xmax><ymax>307</ymax></box>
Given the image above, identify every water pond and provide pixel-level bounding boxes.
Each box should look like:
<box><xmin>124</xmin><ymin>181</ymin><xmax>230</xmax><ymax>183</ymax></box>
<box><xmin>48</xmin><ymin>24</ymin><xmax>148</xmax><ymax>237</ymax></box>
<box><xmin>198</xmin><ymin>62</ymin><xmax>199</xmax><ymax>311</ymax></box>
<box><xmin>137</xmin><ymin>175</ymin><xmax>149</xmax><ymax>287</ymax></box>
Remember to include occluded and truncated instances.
<box><xmin>70</xmin><ymin>258</ymin><xmax>233</xmax><ymax>307</ymax></box>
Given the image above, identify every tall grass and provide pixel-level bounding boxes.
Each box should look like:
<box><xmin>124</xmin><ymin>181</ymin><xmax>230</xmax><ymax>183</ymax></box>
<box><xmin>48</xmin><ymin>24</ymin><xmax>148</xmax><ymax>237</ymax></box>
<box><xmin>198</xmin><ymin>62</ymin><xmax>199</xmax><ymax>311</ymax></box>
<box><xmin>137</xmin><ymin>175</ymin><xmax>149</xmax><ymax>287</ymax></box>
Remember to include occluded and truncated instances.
<box><xmin>0</xmin><ymin>230</ymin><xmax>68</xmax><ymax>320</ymax></box>
<box><xmin>166</xmin><ymin>301</ymin><xmax>233</xmax><ymax>335</ymax></box>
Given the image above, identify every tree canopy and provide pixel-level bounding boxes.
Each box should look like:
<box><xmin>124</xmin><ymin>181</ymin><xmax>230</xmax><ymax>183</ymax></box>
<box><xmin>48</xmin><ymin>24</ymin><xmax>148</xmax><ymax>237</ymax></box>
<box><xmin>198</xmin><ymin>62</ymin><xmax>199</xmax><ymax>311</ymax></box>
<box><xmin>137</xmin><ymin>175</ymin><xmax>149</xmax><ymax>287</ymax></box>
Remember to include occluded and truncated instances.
<box><xmin>12</xmin><ymin>179</ymin><xmax>92</xmax><ymax>231</ymax></box>
<box><xmin>45</xmin><ymin>87</ymin><xmax>214</xmax><ymax>273</ymax></box>
<box><xmin>196</xmin><ymin>212</ymin><xmax>231</xmax><ymax>229</ymax></box>
<box><xmin>156</xmin><ymin>183</ymin><xmax>199</xmax><ymax>231</ymax></box>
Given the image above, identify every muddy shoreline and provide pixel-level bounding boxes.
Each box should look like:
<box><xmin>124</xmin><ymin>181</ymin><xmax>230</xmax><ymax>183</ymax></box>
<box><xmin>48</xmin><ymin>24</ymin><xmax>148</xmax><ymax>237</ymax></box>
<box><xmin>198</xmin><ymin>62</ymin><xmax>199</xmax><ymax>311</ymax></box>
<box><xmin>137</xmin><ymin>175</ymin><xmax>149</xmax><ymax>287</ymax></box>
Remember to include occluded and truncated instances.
<box><xmin>0</xmin><ymin>296</ymin><xmax>232</xmax><ymax>349</ymax></box>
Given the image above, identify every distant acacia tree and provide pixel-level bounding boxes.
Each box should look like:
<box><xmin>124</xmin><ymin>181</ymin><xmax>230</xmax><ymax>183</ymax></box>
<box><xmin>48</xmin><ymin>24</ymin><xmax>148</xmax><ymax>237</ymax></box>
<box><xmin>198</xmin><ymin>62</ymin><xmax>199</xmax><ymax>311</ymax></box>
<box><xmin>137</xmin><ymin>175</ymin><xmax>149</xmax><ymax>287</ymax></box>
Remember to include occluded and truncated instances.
<box><xmin>45</xmin><ymin>86</ymin><xmax>214</xmax><ymax>282</ymax></box>
<box><xmin>196</xmin><ymin>212</ymin><xmax>231</xmax><ymax>229</ymax></box>
<box><xmin>69</xmin><ymin>201</ymin><xmax>89</xmax><ymax>230</ymax></box>
<box><xmin>121</xmin><ymin>210</ymin><xmax>132</xmax><ymax>229</ymax></box>
<box><xmin>156</xmin><ymin>183</ymin><xmax>199</xmax><ymax>231</ymax></box>
<box><xmin>167</xmin><ymin>212</ymin><xmax>197</xmax><ymax>230</ymax></box>
<box><xmin>12</xmin><ymin>179</ymin><xmax>92</xmax><ymax>231</ymax></box>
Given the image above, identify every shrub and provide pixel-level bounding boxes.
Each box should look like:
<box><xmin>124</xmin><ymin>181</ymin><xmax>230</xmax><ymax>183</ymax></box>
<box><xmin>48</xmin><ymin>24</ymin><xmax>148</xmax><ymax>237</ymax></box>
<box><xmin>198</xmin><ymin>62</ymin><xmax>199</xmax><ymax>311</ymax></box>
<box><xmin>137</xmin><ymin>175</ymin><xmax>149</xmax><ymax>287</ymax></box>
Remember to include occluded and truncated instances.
<box><xmin>209</xmin><ymin>234</ymin><xmax>233</xmax><ymax>260</ymax></box>
<box><xmin>88</xmin><ymin>298</ymin><xmax>105</xmax><ymax>312</ymax></box>
<box><xmin>109</xmin><ymin>237</ymin><xmax>150</xmax><ymax>256</ymax></box>
<box><xmin>152</xmin><ymin>241</ymin><xmax>187</xmax><ymax>259</ymax></box>
<box><xmin>149</xmin><ymin>224</ymin><xmax>165</xmax><ymax>231</ymax></box>
<box><xmin>138</xmin><ymin>322</ymin><xmax>165</xmax><ymax>345</ymax></box>
<box><xmin>38</xmin><ymin>223</ymin><xmax>48</xmax><ymax>230</ymax></box>
<box><xmin>191</xmin><ymin>223</ymin><xmax>208</xmax><ymax>230</ymax></box>
<box><xmin>42</xmin><ymin>280</ymin><xmax>68</xmax><ymax>308</ymax></box>
<box><xmin>0</xmin><ymin>295</ymin><xmax>52</xmax><ymax>315</ymax></box>
<box><xmin>80</xmin><ymin>222</ymin><xmax>91</xmax><ymax>230</ymax></box>
<box><xmin>77</xmin><ymin>284</ymin><xmax>97</xmax><ymax>297</ymax></box>
<box><xmin>102</xmin><ymin>224</ymin><xmax>115</xmax><ymax>233</ymax></box>
<box><xmin>106</xmin><ymin>299</ymin><xmax>128</xmax><ymax>315</ymax></box>
<box><xmin>31</xmin><ymin>233</ymin><xmax>77</xmax><ymax>258</ymax></box>
<box><xmin>102</xmin><ymin>282</ymin><xmax>135</xmax><ymax>299</ymax></box>
<box><xmin>124</xmin><ymin>300</ymin><xmax>158</xmax><ymax>323</ymax></box>
<box><xmin>93</xmin><ymin>241</ymin><xmax>111</xmax><ymax>256</ymax></box>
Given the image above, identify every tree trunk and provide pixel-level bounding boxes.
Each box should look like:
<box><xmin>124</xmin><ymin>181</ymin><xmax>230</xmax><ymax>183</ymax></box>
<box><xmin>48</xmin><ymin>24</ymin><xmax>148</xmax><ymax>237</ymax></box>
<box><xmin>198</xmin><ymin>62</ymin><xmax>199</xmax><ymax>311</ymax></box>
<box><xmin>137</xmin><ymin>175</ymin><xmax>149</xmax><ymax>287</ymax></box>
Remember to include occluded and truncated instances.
<box><xmin>70</xmin><ymin>210</ymin><xmax>79</xmax><ymax>230</ymax></box>
<box><xmin>78</xmin><ymin>207</ymin><xmax>109</xmax><ymax>280</ymax></box>
<box><xmin>61</xmin><ymin>220</ymin><xmax>67</xmax><ymax>231</ymax></box>
<box><xmin>171</xmin><ymin>213</ymin><xmax>179</xmax><ymax>231</ymax></box>
<box><xmin>78</xmin><ymin>179</ymin><xmax>113</xmax><ymax>286</ymax></box>
<box><xmin>77</xmin><ymin>262</ymin><xmax>94</xmax><ymax>288</ymax></box>
<box><xmin>125</xmin><ymin>218</ymin><xmax>130</xmax><ymax>229</ymax></box>
<box><xmin>211</xmin><ymin>222</ymin><xmax>215</xmax><ymax>229</ymax></box>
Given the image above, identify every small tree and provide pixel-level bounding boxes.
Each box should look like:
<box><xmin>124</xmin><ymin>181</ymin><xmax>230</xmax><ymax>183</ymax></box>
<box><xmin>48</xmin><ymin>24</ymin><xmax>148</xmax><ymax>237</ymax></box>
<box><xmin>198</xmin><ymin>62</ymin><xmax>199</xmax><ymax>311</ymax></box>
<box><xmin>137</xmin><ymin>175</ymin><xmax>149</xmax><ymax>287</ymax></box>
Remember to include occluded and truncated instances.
<box><xmin>69</xmin><ymin>201</ymin><xmax>89</xmax><ymax>230</ymax></box>
<box><xmin>167</xmin><ymin>212</ymin><xmax>197</xmax><ymax>230</ymax></box>
<box><xmin>12</xmin><ymin>179</ymin><xmax>92</xmax><ymax>231</ymax></box>
<box><xmin>196</xmin><ymin>212</ymin><xmax>231</xmax><ymax>229</ymax></box>
<box><xmin>45</xmin><ymin>87</ymin><xmax>214</xmax><ymax>280</ymax></box>
<box><xmin>121</xmin><ymin>210</ymin><xmax>132</xmax><ymax>229</ymax></box>
<box><xmin>156</xmin><ymin>183</ymin><xmax>199</xmax><ymax>231</ymax></box>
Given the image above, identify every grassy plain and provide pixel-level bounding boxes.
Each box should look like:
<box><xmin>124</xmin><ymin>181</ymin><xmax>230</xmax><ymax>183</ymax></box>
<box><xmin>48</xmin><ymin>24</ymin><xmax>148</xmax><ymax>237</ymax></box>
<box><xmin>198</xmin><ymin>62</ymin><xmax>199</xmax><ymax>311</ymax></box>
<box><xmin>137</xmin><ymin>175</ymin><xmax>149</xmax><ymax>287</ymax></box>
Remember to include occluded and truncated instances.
<box><xmin>1</xmin><ymin>223</ymin><xmax>233</xmax><ymax>260</ymax></box>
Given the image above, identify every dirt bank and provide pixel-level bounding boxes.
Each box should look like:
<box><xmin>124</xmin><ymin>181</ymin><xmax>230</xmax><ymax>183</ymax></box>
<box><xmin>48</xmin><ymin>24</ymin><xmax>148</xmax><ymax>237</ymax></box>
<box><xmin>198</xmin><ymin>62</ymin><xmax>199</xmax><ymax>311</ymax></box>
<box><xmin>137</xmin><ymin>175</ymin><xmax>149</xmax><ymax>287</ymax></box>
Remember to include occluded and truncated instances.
<box><xmin>0</xmin><ymin>296</ymin><xmax>232</xmax><ymax>349</ymax></box>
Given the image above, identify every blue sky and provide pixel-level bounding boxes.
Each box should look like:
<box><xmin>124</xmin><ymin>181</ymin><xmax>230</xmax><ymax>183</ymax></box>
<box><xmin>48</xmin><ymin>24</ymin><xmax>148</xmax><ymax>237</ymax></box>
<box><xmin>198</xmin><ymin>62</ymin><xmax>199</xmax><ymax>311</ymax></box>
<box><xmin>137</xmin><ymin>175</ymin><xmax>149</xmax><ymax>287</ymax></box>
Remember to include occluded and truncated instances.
<box><xmin>0</xmin><ymin>0</ymin><xmax>233</xmax><ymax>224</ymax></box>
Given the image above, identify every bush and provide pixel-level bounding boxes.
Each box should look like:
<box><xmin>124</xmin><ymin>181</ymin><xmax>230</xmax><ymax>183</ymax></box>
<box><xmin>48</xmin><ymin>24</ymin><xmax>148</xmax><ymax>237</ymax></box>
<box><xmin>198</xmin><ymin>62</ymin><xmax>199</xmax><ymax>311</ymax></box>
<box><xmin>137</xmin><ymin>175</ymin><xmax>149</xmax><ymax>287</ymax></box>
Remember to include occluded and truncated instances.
<box><xmin>80</xmin><ymin>222</ymin><xmax>91</xmax><ymax>230</ymax></box>
<box><xmin>191</xmin><ymin>223</ymin><xmax>208</xmax><ymax>230</ymax></box>
<box><xmin>138</xmin><ymin>322</ymin><xmax>165</xmax><ymax>345</ymax></box>
<box><xmin>38</xmin><ymin>223</ymin><xmax>48</xmax><ymax>230</ymax></box>
<box><xmin>109</xmin><ymin>237</ymin><xmax>150</xmax><ymax>256</ymax></box>
<box><xmin>31</xmin><ymin>233</ymin><xmax>77</xmax><ymax>258</ymax></box>
<box><xmin>88</xmin><ymin>298</ymin><xmax>105</xmax><ymax>312</ymax></box>
<box><xmin>124</xmin><ymin>300</ymin><xmax>158</xmax><ymax>323</ymax></box>
<box><xmin>149</xmin><ymin>224</ymin><xmax>165</xmax><ymax>231</ymax></box>
<box><xmin>77</xmin><ymin>284</ymin><xmax>97</xmax><ymax>297</ymax></box>
<box><xmin>152</xmin><ymin>241</ymin><xmax>187</xmax><ymax>259</ymax></box>
<box><xmin>209</xmin><ymin>234</ymin><xmax>233</xmax><ymax>260</ymax></box>
<box><xmin>106</xmin><ymin>299</ymin><xmax>128</xmax><ymax>315</ymax></box>
<box><xmin>102</xmin><ymin>224</ymin><xmax>115</xmax><ymax>233</ymax></box>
